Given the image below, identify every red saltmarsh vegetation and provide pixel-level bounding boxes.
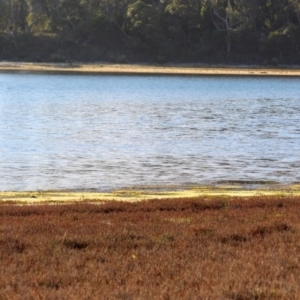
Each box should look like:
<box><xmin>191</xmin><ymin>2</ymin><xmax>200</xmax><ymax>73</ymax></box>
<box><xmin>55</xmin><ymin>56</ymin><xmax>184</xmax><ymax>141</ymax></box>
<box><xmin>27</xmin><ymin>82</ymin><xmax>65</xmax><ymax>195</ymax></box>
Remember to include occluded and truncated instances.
<box><xmin>1</xmin><ymin>196</ymin><xmax>300</xmax><ymax>299</ymax></box>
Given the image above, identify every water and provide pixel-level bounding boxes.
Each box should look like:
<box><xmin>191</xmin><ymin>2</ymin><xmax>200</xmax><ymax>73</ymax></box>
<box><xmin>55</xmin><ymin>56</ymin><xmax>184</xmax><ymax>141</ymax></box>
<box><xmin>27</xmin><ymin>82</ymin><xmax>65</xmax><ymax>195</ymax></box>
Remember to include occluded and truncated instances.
<box><xmin>1</xmin><ymin>73</ymin><xmax>300</xmax><ymax>191</ymax></box>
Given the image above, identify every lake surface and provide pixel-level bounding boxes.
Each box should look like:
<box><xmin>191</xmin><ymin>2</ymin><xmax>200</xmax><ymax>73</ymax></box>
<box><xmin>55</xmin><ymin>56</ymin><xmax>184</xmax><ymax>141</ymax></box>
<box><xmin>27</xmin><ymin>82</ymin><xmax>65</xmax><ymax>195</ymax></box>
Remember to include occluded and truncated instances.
<box><xmin>1</xmin><ymin>73</ymin><xmax>300</xmax><ymax>191</ymax></box>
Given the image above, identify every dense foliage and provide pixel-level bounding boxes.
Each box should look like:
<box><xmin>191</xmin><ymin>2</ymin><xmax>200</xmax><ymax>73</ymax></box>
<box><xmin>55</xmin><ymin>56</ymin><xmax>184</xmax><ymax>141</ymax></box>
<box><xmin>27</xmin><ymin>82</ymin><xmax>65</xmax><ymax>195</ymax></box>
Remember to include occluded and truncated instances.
<box><xmin>1</xmin><ymin>0</ymin><xmax>300</xmax><ymax>64</ymax></box>
<box><xmin>1</xmin><ymin>196</ymin><xmax>300</xmax><ymax>298</ymax></box>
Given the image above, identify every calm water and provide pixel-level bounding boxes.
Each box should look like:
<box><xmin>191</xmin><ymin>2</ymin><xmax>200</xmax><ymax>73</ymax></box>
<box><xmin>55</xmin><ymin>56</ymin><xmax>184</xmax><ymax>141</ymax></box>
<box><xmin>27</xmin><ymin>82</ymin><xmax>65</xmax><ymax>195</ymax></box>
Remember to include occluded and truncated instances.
<box><xmin>0</xmin><ymin>73</ymin><xmax>300</xmax><ymax>191</ymax></box>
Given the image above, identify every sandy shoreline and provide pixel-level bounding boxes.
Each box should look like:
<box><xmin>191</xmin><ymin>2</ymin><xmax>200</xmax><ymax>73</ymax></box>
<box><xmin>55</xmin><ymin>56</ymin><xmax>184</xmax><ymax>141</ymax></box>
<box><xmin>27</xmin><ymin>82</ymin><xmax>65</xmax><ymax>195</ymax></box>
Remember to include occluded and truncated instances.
<box><xmin>1</xmin><ymin>62</ymin><xmax>300</xmax><ymax>76</ymax></box>
<box><xmin>1</xmin><ymin>184</ymin><xmax>300</xmax><ymax>204</ymax></box>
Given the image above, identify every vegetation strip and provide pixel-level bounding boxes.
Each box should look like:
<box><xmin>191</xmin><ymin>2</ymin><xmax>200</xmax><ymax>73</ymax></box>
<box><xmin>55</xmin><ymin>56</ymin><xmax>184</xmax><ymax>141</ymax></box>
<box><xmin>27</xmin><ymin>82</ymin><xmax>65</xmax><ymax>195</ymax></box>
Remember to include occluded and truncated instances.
<box><xmin>1</xmin><ymin>184</ymin><xmax>300</xmax><ymax>204</ymax></box>
<box><xmin>1</xmin><ymin>1</ymin><xmax>300</xmax><ymax>65</ymax></box>
<box><xmin>1</xmin><ymin>196</ymin><xmax>300</xmax><ymax>298</ymax></box>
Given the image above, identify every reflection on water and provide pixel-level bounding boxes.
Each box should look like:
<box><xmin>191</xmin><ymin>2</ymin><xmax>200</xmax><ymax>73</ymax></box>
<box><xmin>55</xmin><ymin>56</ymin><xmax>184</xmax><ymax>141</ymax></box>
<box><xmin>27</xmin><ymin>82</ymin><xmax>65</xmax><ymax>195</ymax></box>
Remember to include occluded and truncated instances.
<box><xmin>0</xmin><ymin>74</ymin><xmax>300</xmax><ymax>191</ymax></box>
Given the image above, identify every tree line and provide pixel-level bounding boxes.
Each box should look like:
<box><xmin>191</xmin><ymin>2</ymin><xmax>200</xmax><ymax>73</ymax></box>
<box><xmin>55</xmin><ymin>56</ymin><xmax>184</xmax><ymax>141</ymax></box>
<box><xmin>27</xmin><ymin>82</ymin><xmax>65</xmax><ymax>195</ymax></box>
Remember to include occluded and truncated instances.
<box><xmin>1</xmin><ymin>0</ymin><xmax>300</xmax><ymax>64</ymax></box>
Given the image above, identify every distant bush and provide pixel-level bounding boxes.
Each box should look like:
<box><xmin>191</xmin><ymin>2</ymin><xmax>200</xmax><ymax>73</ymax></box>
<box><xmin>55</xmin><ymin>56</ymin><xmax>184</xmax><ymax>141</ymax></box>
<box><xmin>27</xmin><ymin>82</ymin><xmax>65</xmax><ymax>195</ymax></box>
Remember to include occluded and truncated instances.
<box><xmin>116</xmin><ymin>54</ymin><xmax>128</xmax><ymax>64</ymax></box>
<box><xmin>50</xmin><ymin>53</ymin><xmax>67</xmax><ymax>62</ymax></box>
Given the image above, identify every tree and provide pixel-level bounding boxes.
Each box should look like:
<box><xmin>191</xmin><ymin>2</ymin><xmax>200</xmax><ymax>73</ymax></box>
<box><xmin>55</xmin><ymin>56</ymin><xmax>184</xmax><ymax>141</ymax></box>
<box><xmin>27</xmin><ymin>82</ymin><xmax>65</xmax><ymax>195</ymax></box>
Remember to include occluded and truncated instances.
<box><xmin>164</xmin><ymin>0</ymin><xmax>203</xmax><ymax>48</ymax></box>
<box><xmin>3</xmin><ymin>0</ymin><xmax>28</xmax><ymax>37</ymax></box>
<box><xmin>210</xmin><ymin>0</ymin><xmax>242</xmax><ymax>53</ymax></box>
<box><xmin>289</xmin><ymin>0</ymin><xmax>300</xmax><ymax>23</ymax></box>
<box><xmin>126</xmin><ymin>0</ymin><xmax>163</xmax><ymax>51</ymax></box>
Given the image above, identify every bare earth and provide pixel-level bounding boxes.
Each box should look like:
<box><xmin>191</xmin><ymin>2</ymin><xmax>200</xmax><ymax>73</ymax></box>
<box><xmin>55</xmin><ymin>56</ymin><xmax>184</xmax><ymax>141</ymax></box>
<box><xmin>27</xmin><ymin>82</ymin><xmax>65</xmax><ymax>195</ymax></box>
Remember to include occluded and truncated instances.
<box><xmin>1</xmin><ymin>62</ymin><xmax>300</xmax><ymax>76</ymax></box>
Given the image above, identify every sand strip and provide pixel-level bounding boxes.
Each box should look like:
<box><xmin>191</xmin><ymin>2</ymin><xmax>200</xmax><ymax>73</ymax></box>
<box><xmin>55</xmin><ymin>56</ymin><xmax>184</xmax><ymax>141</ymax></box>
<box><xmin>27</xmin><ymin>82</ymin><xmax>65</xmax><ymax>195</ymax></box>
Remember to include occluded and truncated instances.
<box><xmin>1</xmin><ymin>62</ymin><xmax>300</xmax><ymax>76</ymax></box>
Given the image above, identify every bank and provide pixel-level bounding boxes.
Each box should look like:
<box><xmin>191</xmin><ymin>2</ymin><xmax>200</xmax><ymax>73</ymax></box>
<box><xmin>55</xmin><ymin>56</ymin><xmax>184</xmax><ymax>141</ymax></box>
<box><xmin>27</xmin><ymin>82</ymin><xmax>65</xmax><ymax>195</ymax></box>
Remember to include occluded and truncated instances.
<box><xmin>1</xmin><ymin>62</ymin><xmax>300</xmax><ymax>77</ymax></box>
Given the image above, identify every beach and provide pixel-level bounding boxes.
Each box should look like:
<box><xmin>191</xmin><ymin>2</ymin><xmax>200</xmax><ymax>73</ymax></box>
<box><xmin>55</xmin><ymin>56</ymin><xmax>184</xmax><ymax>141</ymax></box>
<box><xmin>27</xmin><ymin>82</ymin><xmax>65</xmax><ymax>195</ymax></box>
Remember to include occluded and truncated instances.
<box><xmin>1</xmin><ymin>62</ymin><xmax>300</xmax><ymax>76</ymax></box>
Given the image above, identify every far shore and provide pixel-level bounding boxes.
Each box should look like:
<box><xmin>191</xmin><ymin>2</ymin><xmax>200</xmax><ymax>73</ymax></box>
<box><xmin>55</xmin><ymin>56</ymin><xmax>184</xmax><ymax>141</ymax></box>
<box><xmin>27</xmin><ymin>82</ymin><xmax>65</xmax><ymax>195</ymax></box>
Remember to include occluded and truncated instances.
<box><xmin>1</xmin><ymin>183</ymin><xmax>300</xmax><ymax>204</ymax></box>
<box><xmin>1</xmin><ymin>62</ymin><xmax>300</xmax><ymax>76</ymax></box>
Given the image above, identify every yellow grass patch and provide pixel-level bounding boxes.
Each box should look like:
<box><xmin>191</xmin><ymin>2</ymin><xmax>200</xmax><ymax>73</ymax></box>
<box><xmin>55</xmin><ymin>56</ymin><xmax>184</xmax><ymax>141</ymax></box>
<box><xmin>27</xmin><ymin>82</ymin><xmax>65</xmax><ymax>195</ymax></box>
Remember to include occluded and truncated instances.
<box><xmin>1</xmin><ymin>184</ymin><xmax>300</xmax><ymax>204</ymax></box>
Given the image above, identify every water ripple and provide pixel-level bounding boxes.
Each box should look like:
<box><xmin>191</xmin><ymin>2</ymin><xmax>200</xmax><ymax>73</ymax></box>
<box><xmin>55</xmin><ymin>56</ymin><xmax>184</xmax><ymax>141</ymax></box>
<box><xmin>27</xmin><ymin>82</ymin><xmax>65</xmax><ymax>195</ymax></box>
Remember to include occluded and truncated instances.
<box><xmin>1</xmin><ymin>74</ymin><xmax>300</xmax><ymax>191</ymax></box>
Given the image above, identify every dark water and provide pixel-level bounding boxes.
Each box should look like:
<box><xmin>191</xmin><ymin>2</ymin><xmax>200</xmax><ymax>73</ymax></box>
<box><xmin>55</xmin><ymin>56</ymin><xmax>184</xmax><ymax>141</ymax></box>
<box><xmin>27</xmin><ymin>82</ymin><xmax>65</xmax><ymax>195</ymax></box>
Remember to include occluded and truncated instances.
<box><xmin>0</xmin><ymin>73</ymin><xmax>300</xmax><ymax>191</ymax></box>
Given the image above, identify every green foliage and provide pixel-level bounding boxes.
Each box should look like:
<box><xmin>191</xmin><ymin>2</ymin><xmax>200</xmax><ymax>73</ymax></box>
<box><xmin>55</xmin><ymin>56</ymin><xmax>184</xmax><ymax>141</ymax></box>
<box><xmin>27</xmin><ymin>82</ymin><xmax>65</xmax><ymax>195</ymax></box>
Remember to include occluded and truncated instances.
<box><xmin>126</xmin><ymin>0</ymin><xmax>163</xmax><ymax>51</ymax></box>
<box><xmin>0</xmin><ymin>0</ymin><xmax>300</xmax><ymax>63</ymax></box>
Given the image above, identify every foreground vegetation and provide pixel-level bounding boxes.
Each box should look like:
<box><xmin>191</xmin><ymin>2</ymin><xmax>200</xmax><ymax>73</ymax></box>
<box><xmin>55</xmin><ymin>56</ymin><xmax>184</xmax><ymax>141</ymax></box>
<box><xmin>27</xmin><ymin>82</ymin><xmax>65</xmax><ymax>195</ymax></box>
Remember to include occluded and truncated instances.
<box><xmin>1</xmin><ymin>0</ymin><xmax>300</xmax><ymax>64</ymax></box>
<box><xmin>1</xmin><ymin>196</ymin><xmax>300</xmax><ymax>299</ymax></box>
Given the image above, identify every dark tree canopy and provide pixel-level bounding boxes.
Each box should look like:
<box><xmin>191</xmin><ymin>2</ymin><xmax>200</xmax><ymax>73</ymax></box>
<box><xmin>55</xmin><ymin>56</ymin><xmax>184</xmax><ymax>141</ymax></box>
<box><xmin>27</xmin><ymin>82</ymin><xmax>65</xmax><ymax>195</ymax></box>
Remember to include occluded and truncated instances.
<box><xmin>1</xmin><ymin>0</ymin><xmax>300</xmax><ymax>64</ymax></box>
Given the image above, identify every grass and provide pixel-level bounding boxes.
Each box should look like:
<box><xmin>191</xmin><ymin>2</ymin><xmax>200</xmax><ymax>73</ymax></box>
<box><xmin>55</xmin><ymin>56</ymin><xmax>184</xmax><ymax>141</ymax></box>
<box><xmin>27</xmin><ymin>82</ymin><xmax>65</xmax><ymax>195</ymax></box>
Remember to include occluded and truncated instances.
<box><xmin>1</xmin><ymin>196</ymin><xmax>300</xmax><ymax>299</ymax></box>
<box><xmin>1</xmin><ymin>184</ymin><xmax>300</xmax><ymax>203</ymax></box>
